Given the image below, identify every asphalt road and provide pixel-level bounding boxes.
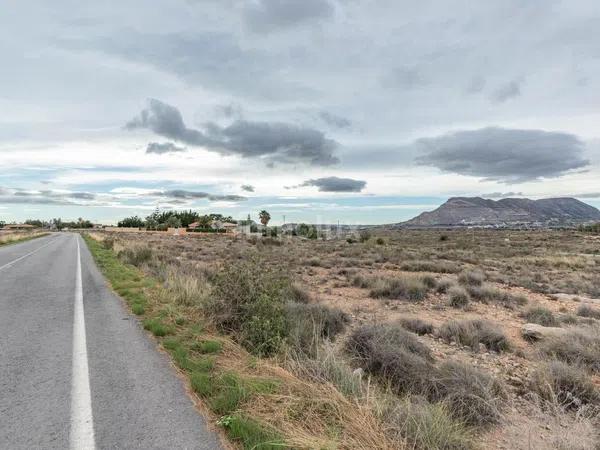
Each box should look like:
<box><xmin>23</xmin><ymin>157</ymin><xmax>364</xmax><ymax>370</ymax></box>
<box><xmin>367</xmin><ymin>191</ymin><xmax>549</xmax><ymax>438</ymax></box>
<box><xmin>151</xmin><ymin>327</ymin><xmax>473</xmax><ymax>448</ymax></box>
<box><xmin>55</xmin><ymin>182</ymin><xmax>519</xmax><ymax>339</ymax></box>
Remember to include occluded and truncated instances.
<box><xmin>0</xmin><ymin>233</ymin><xmax>222</xmax><ymax>450</ymax></box>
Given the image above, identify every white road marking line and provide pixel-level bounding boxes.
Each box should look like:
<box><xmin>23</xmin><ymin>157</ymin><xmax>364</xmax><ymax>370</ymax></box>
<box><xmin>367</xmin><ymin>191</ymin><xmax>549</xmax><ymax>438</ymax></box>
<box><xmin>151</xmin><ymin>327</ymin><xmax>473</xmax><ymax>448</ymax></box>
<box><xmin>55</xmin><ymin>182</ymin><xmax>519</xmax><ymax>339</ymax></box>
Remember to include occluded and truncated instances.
<box><xmin>70</xmin><ymin>236</ymin><xmax>96</xmax><ymax>450</ymax></box>
<box><xmin>0</xmin><ymin>236</ymin><xmax>58</xmax><ymax>272</ymax></box>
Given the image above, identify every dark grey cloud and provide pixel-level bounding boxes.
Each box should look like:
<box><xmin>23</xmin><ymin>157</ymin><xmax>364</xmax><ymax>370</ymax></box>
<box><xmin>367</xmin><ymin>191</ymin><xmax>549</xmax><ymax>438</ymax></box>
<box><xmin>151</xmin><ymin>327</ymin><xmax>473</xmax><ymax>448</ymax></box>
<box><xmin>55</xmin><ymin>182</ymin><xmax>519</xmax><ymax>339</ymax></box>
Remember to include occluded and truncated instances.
<box><xmin>0</xmin><ymin>189</ymin><xmax>98</xmax><ymax>205</ymax></box>
<box><xmin>127</xmin><ymin>99</ymin><xmax>339</xmax><ymax>165</ymax></box>
<box><xmin>481</xmin><ymin>192</ymin><xmax>524</xmax><ymax>199</ymax></box>
<box><xmin>146</xmin><ymin>142</ymin><xmax>186</xmax><ymax>154</ymax></box>
<box><xmin>491</xmin><ymin>79</ymin><xmax>522</xmax><ymax>103</ymax></box>
<box><xmin>298</xmin><ymin>176</ymin><xmax>367</xmax><ymax>192</ymax></box>
<box><xmin>243</xmin><ymin>0</ymin><xmax>334</xmax><ymax>33</ymax></box>
<box><xmin>151</xmin><ymin>189</ymin><xmax>246</xmax><ymax>202</ymax></box>
<box><xmin>319</xmin><ymin>111</ymin><xmax>352</xmax><ymax>129</ymax></box>
<box><xmin>240</xmin><ymin>184</ymin><xmax>255</xmax><ymax>192</ymax></box>
<box><xmin>415</xmin><ymin>127</ymin><xmax>590</xmax><ymax>183</ymax></box>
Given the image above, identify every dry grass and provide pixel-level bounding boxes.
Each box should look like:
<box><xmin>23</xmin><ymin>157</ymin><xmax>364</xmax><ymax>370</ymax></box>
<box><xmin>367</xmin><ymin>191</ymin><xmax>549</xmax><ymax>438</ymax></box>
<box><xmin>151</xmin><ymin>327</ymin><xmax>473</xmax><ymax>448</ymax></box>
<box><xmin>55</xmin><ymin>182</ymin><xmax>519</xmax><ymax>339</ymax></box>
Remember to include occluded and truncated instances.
<box><xmin>438</xmin><ymin>319</ymin><xmax>512</xmax><ymax>352</ymax></box>
<box><xmin>88</xmin><ymin>227</ymin><xmax>600</xmax><ymax>449</ymax></box>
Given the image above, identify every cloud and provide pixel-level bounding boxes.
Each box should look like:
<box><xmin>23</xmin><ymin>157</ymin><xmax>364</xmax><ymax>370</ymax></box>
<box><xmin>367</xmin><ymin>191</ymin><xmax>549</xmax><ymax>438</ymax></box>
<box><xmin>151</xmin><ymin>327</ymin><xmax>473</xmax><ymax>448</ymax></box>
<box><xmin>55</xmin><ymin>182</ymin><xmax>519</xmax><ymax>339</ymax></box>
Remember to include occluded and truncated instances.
<box><xmin>296</xmin><ymin>176</ymin><xmax>367</xmax><ymax>192</ymax></box>
<box><xmin>383</xmin><ymin>66</ymin><xmax>427</xmax><ymax>89</ymax></box>
<box><xmin>415</xmin><ymin>127</ymin><xmax>590</xmax><ymax>183</ymax></box>
<box><xmin>0</xmin><ymin>188</ymin><xmax>99</xmax><ymax>205</ymax></box>
<box><xmin>214</xmin><ymin>103</ymin><xmax>244</xmax><ymax>120</ymax></box>
<box><xmin>319</xmin><ymin>111</ymin><xmax>352</xmax><ymax>129</ymax></box>
<box><xmin>151</xmin><ymin>189</ymin><xmax>247</xmax><ymax>202</ymax></box>
<box><xmin>466</xmin><ymin>75</ymin><xmax>486</xmax><ymax>94</ymax></box>
<box><xmin>241</xmin><ymin>184</ymin><xmax>255</xmax><ymax>192</ymax></box>
<box><xmin>491</xmin><ymin>79</ymin><xmax>522</xmax><ymax>103</ymax></box>
<box><xmin>126</xmin><ymin>99</ymin><xmax>213</xmax><ymax>146</ymax></box>
<box><xmin>146</xmin><ymin>142</ymin><xmax>186</xmax><ymax>154</ymax></box>
<box><xmin>481</xmin><ymin>192</ymin><xmax>524</xmax><ymax>199</ymax></box>
<box><xmin>243</xmin><ymin>0</ymin><xmax>334</xmax><ymax>33</ymax></box>
<box><xmin>571</xmin><ymin>192</ymin><xmax>600</xmax><ymax>199</ymax></box>
<box><xmin>127</xmin><ymin>99</ymin><xmax>339</xmax><ymax>165</ymax></box>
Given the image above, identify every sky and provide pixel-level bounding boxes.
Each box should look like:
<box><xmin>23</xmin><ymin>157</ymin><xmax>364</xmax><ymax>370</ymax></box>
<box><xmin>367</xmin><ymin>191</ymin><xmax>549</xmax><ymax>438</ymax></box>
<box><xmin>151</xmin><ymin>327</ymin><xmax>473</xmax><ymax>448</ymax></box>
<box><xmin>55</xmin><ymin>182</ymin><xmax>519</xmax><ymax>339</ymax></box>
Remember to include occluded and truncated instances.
<box><xmin>1</xmin><ymin>0</ymin><xmax>600</xmax><ymax>225</ymax></box>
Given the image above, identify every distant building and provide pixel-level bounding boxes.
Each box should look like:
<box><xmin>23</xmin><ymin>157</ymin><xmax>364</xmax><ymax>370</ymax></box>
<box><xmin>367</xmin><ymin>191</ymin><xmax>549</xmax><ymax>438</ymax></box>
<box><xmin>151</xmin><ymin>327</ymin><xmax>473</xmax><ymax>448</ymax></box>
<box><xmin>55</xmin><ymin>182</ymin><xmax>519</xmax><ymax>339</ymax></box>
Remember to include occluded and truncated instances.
<box><xmin>3</xmin><ymin>224</ymin><xmax>36</xmax><ymax>230</ymax></box>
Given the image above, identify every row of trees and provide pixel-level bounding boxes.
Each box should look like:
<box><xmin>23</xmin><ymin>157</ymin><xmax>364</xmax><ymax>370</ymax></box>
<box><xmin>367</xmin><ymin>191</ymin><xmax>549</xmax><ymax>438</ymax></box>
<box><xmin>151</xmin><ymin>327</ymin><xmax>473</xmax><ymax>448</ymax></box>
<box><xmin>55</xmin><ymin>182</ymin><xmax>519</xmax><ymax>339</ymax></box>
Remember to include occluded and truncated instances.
<box><xmin>578</xmin><ymin>223</ymin><xmax>600</xmax><ymax>233</ymax></box>
<box><xmin>117</xmin><ymin>209</ymin><xmax>252</xmax><ymax>230</ymax></box>
<box><xmin>117</xmin><ymin>209</ymin><xmax>273</xmax><ymax>232</ymax></box>
<box><xmin>0</xmin><ymin>218</ymin><xmax>93</xmax><ymax>230</ymax></box>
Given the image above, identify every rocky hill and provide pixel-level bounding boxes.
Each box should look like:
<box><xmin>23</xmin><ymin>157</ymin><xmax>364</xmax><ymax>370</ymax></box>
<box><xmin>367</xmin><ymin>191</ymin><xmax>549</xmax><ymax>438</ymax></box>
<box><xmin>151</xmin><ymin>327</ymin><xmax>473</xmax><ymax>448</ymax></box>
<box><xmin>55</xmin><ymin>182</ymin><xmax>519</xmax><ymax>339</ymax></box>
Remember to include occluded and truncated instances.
<box><xmin>401</xmin><ymin>197</ymin><xmax>600</xmax><ymax>227</ymax></box>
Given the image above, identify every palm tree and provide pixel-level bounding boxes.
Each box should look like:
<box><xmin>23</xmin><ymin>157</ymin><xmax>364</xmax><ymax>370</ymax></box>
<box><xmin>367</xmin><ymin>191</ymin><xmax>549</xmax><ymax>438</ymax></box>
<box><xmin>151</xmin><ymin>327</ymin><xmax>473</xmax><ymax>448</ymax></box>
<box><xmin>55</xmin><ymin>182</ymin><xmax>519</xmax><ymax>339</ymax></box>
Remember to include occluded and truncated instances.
<box><xmin>259</xmin><ymin>210</ymin><xmax>271</xmax><ymax>228</ymax></box>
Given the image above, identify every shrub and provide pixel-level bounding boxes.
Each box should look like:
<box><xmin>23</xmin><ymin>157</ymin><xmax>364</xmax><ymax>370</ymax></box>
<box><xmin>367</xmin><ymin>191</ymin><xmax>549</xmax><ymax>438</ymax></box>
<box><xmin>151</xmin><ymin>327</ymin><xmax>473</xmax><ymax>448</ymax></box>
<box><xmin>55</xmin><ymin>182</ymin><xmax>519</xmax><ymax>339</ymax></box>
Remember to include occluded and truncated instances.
<box><xmin>346</xmin><ymin>324</ymin><xmax>434</xmax><ymax>395</ymax></box>
<box><xmin>102</xmin><ymin>237</ymin><xmax>115</xmax><ymax>250</ymax></box>
<box><xmin>118</xmin><ymin>246</ymin><xmax>153</xmax><ymax>267</ymax></box>
<box><xmin>448</xmin><ymin>286</ymin><xmax>470</xmax><ymax>308</ymax></box>
<box><xmin>431</xmin><ymin>361</ymin><xmax>506</xmax><ymax>427</ymax></box>
<box><xmin>399</xmin><ymin>317</ymin><xmax>435</xmax><ymax>335</ymax></box>
<box><xmin>466</xmin><ymin>284</ymin><xmax>527</xmax><ymax>308</ymax></box>
<box><xmin>286</xmin><ymin>303</ymin><xmax>349</xmax><ymax>356</ymax></box>
<box><xmin>288</xmin><ymin>283</ymin><xmax>312</xmax><ymax>303</ymax></box>
<box><xmin>376</xmin><ymin>237</ymin><xmax>385</xmax><ymax>245</ymax></box>
<box><xmin>400</xmin><ymin>261</ymin><xmax>459</xmax><ymax>274</ymax></box>
<box><xmin>208</xmin><ymin>259</ymin><xmax>290</xmax><ymax>356</ymax></box>
<box><xmin>438</xmin><ymin>319</ymin><xmax>511</xmax><ymax>352</ymax></box>
<box><xmin>359</xmin><ymin>230</ymin><xmax>371</xmax><ymax>242</ymax></box>
<box><xmin>522</xmin><ymin>306</ymin><xmax>558</xmax><ymax>327</ymax></box>
<box><xmin>288</xmin><ymin>347</ymin><xmax>366</xmax><ymax>399</ymax></box>
<box><xmin>386</xmin><ymin>398</ymin><xmax>474</xmax><ymax>450</ymax></box>
<box><xmin>421</xmin><ymin>275</ymin><xmax>437</xmax><ymax>289</ymax></box>
<box><xmin>240</xmin><ymin>293</ymin><xmax>288</xmax><ymax>357</ymax></box>
<box><xmin>458</xmin><ymin>270</ymin><xmax>485</xmax><ymax>286</ymax></box>
<box><xmin>369</xmin><ymin>275</ymin><xmax>429</xmax><ymax>301</ymax></box>
<box><xmin>165</xmin><ymin>272</ymin><xmax>209</xmax><ymax>306</ymax></box>
<box><xmin>576</xmin><ymin>304</ymin><xmax>600</xmax><ymax>320</ymax></box>
<box><xmin>539</xmin><ymin>327</ymin><xmax>600</xmax><ymax>372</ymax></box>
<box><xmin>529</xmin><ymin>360</ymin><xmax>600</xmax><ymax>410</ymax></box>
<box><xmin>436</xmin><ymin>279</ymin><xmax>454</xmax><ymax>294</ymax></box>
<box><xmin>351</xmin><ymin>274</ymin><xmax>371</xmax><ymax>289</ymax></box>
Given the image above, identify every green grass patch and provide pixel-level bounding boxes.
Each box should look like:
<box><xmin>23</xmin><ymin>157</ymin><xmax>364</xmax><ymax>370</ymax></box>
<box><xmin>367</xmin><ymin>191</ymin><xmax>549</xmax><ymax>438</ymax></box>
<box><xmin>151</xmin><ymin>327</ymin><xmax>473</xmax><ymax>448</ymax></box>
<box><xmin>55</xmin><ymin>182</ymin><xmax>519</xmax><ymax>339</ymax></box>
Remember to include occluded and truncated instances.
<box><xmin>82</xmin><ymin>234</ymin><xmax>152</xmax><ymax>311</ymax></box>
<box><xmin>143</xmin><ymin>318</ymin><xmax>171</xmax><ymax>337</ymax></box>
<box><xmin>191</xmin><ymin>372</ymin><xmax>214</xmax><ymax>396</ymax></box>
<box><xmin>192</xmin><ymin>340</ymin><xmax>223</xmax><ymax>354</ymax></box>
<box><xmin>218</xmin><ymin>414</ymin><xmax>285</xmax><ymax>450</ymax></box>
<box><xmin>131</xmin><ymin>303</ymin><xmax>145</xmax><ymax>315</ymax></box>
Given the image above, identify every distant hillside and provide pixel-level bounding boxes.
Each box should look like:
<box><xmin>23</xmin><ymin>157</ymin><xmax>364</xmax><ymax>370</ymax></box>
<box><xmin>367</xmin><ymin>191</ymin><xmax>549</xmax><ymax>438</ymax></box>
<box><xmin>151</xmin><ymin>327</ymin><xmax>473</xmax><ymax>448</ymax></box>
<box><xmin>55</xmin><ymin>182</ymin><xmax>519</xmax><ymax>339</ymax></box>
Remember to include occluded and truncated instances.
<box><xmin>400</xmin><ymin>197</ymin><xmax>600</xmax><ymax>228</ymax></box>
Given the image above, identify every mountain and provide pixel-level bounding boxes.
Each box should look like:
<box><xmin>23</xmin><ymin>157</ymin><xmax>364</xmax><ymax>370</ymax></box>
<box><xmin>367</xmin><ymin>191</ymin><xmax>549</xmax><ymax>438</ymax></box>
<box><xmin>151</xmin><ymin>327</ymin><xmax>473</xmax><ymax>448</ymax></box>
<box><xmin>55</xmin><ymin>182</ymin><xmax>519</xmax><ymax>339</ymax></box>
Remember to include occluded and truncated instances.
<box><xmin>401</xmin><ymin>197</ymin><xmax>600</xmax><ymax>228</ymax></box>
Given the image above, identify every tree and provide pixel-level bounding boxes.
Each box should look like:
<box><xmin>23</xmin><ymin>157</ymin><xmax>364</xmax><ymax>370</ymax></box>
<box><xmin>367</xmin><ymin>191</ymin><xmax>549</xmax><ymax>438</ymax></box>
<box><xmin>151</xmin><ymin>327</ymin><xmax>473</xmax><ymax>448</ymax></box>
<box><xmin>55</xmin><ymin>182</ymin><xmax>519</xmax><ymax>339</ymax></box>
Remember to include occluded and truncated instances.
<box><xmin>118</xmin><ymin>216</ymin><xmax>145</xmax><ymax>228</ymax></box>
<box><xmin>52</xmin><ymin>218</ymin><xmax>64</xmax><ymax>230</ymax></box>
<box><xmin>145</xmin><ymin>217</ymin><xmax>158</xmax><ymax>230</ymax></box>
<box><xmin>0</xmin><ymin>221</ymin><xmax>4</xmax><ymax>229</ymax></box>
<box><xmin>165</xmin><ymin>216</ymin><xmax>182</xmax><ymax>228</ymax></box>
<box><xmin>259</xmin><ymin>210</ymin><xmax>271</xmax><ymax>227</ymax></box>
